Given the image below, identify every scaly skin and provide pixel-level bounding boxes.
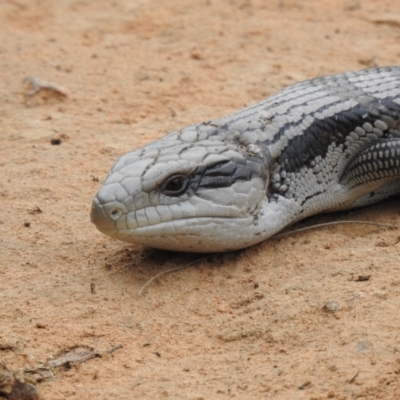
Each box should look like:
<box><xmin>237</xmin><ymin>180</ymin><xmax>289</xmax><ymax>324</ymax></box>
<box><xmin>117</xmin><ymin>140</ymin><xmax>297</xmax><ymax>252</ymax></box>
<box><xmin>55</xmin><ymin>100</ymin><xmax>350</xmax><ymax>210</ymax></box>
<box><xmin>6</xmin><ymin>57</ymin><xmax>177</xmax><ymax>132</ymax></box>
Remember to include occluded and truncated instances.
<box><xmin>91</xmin><ymin>66</ymin><xmax>400</xmax><ymax>252</ymax></box>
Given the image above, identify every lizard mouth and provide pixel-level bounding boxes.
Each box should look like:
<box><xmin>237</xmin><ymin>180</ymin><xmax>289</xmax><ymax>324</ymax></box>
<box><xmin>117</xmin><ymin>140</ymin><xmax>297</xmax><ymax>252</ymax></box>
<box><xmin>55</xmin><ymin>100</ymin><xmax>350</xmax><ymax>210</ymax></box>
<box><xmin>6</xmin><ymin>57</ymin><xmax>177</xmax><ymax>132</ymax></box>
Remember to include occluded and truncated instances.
<box><xmin>94</xmin><ymin>215</ymin><xmax>255</xmax><ymax>252</ymax></box>
<box><xmin>91</xmin><ymin>195</ymin><xmax>250</xmax><ymax>230</ymax></box>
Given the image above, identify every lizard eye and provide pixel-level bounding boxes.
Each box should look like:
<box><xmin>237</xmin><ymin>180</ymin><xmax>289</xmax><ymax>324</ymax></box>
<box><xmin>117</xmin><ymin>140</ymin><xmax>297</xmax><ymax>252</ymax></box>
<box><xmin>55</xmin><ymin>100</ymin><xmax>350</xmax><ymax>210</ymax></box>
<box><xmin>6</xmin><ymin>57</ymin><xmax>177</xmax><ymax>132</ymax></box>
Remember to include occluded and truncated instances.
<box><xmin>161</xmin><ymin>175</ymin><xmax>189</xmax><ymax>196</ymax></box>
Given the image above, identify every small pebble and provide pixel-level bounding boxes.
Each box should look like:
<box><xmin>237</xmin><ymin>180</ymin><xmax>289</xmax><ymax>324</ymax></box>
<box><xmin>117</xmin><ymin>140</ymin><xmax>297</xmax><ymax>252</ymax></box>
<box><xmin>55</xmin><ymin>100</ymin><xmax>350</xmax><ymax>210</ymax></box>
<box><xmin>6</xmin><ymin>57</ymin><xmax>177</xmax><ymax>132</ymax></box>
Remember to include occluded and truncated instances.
<box><xmin>323</xmin><ymin>300</ymin><xmax>341</xmax><ymax>312</ymax></box>
<box><xmin>298</xmin><ymin>381</ymin><xmax>311</xmax><ymax>390</ymax></box>
<box><xmin>4</xmin><ymin>381</ymin><xmax>39</xmax><ymax>400</ymax></box>
<box><xmin>51</xmin><ymin>138</ymin><xmax>62</xmax><ymax>145</ymax></box>
<box><xmin>355</xmin><ymin>275</ymin><xmax>371</xmax><ymax>282</ymax></box>
<box><xmin>356</xmin><ymin>340</ymin><xmax>373</xmax><ymax>353</ymax></box>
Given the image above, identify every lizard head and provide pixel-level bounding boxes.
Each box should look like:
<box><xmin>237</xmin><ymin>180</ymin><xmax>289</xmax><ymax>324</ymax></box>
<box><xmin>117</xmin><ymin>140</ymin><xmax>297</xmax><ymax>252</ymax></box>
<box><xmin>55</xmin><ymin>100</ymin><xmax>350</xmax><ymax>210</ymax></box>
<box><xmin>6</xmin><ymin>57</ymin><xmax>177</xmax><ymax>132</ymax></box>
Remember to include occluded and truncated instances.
<box><xmin>91</xmin><ymin>124</ymin><xmax>272</xmax><ymax>252</ymax></box>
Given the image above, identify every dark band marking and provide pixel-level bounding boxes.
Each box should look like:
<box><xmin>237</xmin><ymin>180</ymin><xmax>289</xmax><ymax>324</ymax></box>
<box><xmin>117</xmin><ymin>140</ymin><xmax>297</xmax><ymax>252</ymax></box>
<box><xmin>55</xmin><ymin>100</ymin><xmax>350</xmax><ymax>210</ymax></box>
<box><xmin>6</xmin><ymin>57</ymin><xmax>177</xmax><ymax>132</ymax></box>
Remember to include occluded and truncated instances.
<box><xmin>275</xmin><ymin>98</ymin><xmax>400</xmax><ymax>174</ymax></box>
<box><xmin>193</xmin><ymin>156</ymin><xmax>269</xmax><ymax>191</ymax></box>
<box><xmin>197</xmin><ymin>160</ymin><xmax>252</xmax><ymax>189</ymax></box>
<box><xmin>300</xmin><ymin>191</ymin><xmax>324</xmax><ymax>207</ymax></box>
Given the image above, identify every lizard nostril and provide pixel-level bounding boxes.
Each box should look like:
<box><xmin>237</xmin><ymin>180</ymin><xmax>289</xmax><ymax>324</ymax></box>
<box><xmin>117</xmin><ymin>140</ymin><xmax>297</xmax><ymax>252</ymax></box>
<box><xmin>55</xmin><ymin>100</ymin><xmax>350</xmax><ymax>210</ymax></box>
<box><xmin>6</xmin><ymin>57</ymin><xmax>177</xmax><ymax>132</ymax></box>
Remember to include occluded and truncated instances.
<box><xmin>109</xmin><ymin>207</ymin><xmax>122</xmax><ymax>220</ymax></box>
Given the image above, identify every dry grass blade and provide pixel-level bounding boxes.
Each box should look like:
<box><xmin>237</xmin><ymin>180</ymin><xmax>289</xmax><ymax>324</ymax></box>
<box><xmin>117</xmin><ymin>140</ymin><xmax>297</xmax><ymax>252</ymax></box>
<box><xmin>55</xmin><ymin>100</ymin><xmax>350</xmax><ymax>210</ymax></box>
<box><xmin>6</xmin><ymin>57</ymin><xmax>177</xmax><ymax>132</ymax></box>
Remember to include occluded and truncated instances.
<box><xmin>138</xmin><ymin>254</ymin><xmax>220</xmax><ymax>296</ymax></box>
<box><xmin>273</xmin><ymin>220</ymin><xmax>397</xmax><ymax>239</ymax></box>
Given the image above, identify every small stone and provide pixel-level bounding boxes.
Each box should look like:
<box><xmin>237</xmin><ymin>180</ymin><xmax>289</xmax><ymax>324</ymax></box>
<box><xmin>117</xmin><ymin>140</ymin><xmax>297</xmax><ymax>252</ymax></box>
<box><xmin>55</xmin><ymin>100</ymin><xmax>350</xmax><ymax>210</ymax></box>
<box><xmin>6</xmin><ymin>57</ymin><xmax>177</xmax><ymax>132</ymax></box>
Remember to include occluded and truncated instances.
<box><xmin>356</xmin><ymin>340</ymin><xmax>373</xmax><ymax>353</ymax></box>
<box><xmin>323</xmin><ymin>300</ymin><xmax>341</xmax><ymax>312</ymax></box>
<box><xmin>355</xmin><ymin>275</ymin><xmax>371</xmax><ymax>282</ymax></box>
<box><xmin>298</xmin><ymin>381</ymin><xmax>311</xmax><ymax>390</ymax></box>
<box><xmin>344</xmin><ymin>0</ymin><xmax>361</xmax><ymax>11</ymax></box>
<box><xmin>190</xmin><ymin>51</ymin><xmax>203</xmax><ymax>60</ymax></box>
<box><xmin>3</xmin><ymin>381</ymin><xmax>39</xmax><ymax>400</ymax></box>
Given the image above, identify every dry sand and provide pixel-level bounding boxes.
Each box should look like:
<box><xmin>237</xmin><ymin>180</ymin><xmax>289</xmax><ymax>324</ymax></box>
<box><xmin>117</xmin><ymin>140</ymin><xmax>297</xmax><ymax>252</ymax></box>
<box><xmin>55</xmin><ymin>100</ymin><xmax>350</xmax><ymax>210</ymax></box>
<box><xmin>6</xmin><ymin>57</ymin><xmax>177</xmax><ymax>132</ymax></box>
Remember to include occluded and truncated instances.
<box><xmin>1</xmin><ymin>0</ymin><xmax>400</xmax><ymax>399</ymax></box>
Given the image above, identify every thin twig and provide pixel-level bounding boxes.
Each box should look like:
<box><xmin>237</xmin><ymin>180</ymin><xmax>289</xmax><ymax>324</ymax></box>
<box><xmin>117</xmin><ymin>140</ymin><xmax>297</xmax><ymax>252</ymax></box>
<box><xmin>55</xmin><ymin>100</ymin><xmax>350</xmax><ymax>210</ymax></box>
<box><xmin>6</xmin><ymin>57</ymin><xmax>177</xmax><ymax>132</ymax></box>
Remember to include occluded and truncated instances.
<box><xmin>105</xmin><ymin>344</ymin><xmax>123</xmax><ymax>354</ymax></box>
<box><xmin>349</xmin><ymin>370</ymin><xmax>360</xmax><ymax>383</ymax></box>
<box><xmin>273</xmin><ymin>220</ymin><xmax>397</xmax><ymax>239</ymax></box>
<box><xmin>138</xmin><ymin>254</ymin><xmax>220</xmax><ymax>296</ymax></box>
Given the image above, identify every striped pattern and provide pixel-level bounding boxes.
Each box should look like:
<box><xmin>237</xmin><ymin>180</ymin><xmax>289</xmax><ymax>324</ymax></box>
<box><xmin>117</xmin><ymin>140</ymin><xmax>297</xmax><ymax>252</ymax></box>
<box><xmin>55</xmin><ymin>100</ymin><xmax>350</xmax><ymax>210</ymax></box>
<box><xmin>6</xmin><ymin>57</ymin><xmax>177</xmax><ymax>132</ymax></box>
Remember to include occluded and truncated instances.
<box><xmin>91</xmin><ymin>66</ymin><xmax>400</xmax><ymax>252</ymax></box>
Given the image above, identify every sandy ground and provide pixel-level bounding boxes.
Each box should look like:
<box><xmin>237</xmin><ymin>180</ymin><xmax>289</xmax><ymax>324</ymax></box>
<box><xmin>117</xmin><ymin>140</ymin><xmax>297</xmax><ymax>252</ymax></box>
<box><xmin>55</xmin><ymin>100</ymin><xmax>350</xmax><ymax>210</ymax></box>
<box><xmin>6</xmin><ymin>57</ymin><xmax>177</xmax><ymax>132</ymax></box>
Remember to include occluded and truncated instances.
<box><xmin>1</xmin><ymin>0</ymin><xmax>400</xmax><ymax>399</ymax></box>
